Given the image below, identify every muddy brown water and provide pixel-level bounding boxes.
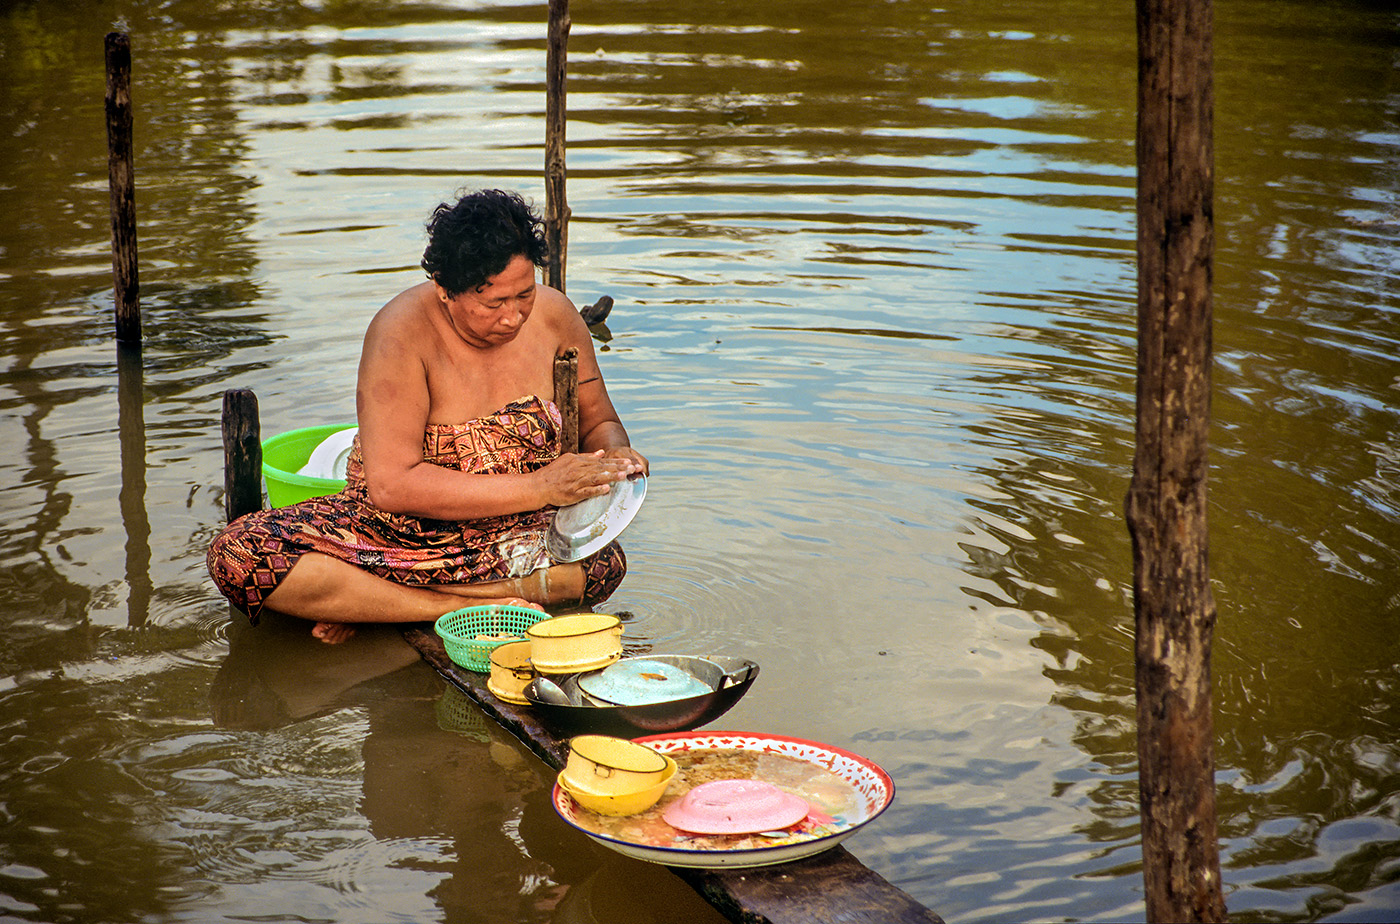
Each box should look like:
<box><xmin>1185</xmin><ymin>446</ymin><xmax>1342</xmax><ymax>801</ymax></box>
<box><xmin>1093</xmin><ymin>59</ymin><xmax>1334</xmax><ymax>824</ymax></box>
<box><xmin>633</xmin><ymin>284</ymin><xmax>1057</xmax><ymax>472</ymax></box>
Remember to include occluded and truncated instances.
<box><xmin>2</xmin><ymin>1</ymin><xmax>1398</xmax><ymax>921</ymax></box>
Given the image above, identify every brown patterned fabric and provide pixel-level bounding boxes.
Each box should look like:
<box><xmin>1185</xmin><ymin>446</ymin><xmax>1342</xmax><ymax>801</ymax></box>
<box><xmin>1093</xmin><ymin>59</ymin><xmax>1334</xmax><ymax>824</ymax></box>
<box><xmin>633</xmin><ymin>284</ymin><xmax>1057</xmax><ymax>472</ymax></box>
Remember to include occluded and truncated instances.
<box><xmin>207</xmin><ymin>395</ymin><xmax>626</xmax><ymax>624</ymax></box>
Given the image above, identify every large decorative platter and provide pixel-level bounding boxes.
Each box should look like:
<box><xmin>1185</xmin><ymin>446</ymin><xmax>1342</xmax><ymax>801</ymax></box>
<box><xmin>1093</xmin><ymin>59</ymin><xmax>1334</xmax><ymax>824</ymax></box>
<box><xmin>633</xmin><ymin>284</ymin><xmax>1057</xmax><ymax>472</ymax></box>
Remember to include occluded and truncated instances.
<box><xmin>551</xmin><ymin>731</ymin><xmax>894</xmax><ymax>869</ymax></box>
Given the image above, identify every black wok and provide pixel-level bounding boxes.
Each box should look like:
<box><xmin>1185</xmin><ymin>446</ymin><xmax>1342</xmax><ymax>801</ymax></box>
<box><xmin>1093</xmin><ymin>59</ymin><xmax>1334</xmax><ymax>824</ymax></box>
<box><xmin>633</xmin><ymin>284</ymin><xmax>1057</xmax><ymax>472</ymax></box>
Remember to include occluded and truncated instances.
<box><xmin>523</xmin><ymin>655</ymin><xmax>759</xmax><ymax>737</ymax></box>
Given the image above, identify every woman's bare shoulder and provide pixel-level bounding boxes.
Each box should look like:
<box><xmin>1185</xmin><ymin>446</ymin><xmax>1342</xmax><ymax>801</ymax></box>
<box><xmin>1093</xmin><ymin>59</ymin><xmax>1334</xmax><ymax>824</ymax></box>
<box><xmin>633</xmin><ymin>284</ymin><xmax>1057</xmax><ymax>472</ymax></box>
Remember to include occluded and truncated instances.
<box><xmin>365</xmin><ymin>282</ymin><xmax>436</xmax><ymax>340</ymax></box>
<box><xmin>534</xmin><ymin>282</ymin><xmax>574</xmax><ymax>313</ymax></box>
<box><xmin>534</xmin><ymin>284</ymin><xmax>589</xmax><ymax>338</ymax></box>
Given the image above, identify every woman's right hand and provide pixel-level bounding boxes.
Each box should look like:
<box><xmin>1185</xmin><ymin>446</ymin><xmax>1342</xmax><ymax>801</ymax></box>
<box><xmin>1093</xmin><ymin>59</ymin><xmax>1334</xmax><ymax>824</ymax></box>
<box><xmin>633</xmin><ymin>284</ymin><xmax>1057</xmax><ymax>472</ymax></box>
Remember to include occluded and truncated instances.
<box><xmin>536</xmin><ymin>450</ymin><xmax>643</xmax><ymax>507</ymax></box>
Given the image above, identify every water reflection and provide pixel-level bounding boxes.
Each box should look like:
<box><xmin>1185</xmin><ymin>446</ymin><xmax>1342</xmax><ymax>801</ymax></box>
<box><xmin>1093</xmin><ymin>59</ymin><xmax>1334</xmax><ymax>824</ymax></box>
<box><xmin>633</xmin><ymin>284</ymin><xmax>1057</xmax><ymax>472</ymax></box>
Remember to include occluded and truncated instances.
<box><xmin>208</xmin><ymin>612</ymin><xmax>725</xmax><ymax>923</ymax></box>
<box><xmin>117</xmin><ymin>342</ymin><xmax>153</xmax><ymax>628</ymax></box>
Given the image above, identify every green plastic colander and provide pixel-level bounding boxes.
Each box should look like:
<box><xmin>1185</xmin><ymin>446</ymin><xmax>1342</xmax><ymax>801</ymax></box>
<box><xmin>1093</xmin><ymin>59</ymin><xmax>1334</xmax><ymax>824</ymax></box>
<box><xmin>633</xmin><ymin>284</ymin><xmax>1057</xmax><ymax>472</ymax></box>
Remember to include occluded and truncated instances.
<box><xmin>434</xmin><ymin>604</ymin><xmax>549</xmax><ymax>672</ymax></box>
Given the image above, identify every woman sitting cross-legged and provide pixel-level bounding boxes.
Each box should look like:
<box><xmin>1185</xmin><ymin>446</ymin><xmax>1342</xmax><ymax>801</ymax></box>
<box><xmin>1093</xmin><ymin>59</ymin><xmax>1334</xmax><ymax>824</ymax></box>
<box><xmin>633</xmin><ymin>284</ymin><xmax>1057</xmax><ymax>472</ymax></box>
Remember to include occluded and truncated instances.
<box><xmin>208</xmin><ymin>189</ymin><xmax>648</xmax><ymax>643</ymax></box>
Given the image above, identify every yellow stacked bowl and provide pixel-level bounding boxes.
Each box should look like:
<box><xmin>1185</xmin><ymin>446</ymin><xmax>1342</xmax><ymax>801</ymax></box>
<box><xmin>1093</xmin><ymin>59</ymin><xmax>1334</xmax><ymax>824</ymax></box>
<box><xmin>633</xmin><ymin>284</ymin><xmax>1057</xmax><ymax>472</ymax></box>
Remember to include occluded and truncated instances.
<box><xmin>526</xmin><ymin>614</ymin><xmax>623</xmax><ymax>674</ymax></box>
<box><xmin>559</xmin><ymin>735</ymin><xmax>677</xmax><ymax>816</ymax></box>
<box><xmin>487</xmin><ymin>640</ymin><xmax>536</xmax><ymax>705</ymax></box>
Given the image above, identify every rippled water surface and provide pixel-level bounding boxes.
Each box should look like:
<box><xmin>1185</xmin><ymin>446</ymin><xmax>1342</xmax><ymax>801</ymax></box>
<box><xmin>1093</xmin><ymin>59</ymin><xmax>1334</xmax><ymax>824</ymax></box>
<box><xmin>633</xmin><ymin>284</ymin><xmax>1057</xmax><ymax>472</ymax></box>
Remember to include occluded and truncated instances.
<box><xmin>2</xmin><ymin>1</ymin><xmax>1398</xmax><ymax>921</ymax></box>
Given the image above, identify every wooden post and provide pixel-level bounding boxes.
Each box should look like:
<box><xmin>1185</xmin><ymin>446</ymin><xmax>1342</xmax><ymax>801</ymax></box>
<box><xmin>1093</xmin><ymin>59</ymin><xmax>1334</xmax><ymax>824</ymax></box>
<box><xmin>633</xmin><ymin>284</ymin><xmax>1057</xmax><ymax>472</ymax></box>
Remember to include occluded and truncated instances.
<box><xmin>553</xmin><ymin>348</ymin><xmax>579</xmax><ymax>454</ymax></box>
<box><xmin>544</xmin><ymin>0</ymin><xmax>571</xmax><ymax>292</ymax></box>
<box><xmin>222</xmin><ymin>388</ymin><xmax>263</xmax><ymax>522</ymax></box>
<box><xmin>1127</xmin><ymin>0</ymin><xmax>1226</xmax><ymax>920</ymax></box>
<box><xmin>105</xmin><ymin>32</ymin><xmax>141</xmax><ymax>343</ymax></box>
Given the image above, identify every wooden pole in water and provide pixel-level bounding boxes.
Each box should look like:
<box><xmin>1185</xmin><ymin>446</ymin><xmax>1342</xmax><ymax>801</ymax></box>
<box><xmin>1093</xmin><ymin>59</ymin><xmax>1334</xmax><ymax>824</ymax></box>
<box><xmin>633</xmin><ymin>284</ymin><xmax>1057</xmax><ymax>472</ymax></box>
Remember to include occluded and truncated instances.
<box><xmin>1128</xmin><ymin>0</ymin><xmax>1226</xmax><ymax>920</ymax></box>
<box><xmin>222</xmin><ymin>388</ymin><xmax>263</xmax><ymax>522</ymax></box>
<box><xmin>553</xmin><ymin>348</ymin><xmax>579</xmax><ymax>454</ymax></box>
<box><xmin>544</xmin><ymin>0</ymin><xmax>570</xmax><ymax>293</ymax></box>
<box><xmin>105</xmin><ymin>32</ymin><xmax>141</xmax><ymax>343</ymax></box>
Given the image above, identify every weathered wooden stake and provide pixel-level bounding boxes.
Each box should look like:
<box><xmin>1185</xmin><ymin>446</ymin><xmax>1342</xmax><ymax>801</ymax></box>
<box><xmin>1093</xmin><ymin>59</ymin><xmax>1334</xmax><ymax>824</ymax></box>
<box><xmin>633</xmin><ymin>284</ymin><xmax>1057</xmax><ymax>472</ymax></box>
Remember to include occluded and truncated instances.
<box><xmin>544</xmin><ymin>0</ymin><xmax>571</xmax><ymax>292</ymax></box>
<box><xmin>222</xmin><ymin>388</ymin><xmax>263</xmax><ymax>522</ymax></box>
<box><xmin>105</xmin><ymin>32</ymin><xmax>141</xmax><ymax>343</ymax></box>
<box><xmin>552</xmin><ymin>348</ymin><xmax>579</xmax><ymax>454</ymax></box>
<box><xmin>1127</xmin><ymin>0</ymin><xmax>1226</xmax><ymax>920</ymax></box>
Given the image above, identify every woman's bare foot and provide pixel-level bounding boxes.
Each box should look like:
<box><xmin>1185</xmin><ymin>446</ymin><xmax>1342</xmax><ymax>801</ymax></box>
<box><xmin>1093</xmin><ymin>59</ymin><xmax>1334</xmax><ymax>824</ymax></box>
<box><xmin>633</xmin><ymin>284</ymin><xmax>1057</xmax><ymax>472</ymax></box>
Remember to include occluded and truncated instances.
<box><xmin>493</xmin><ymin>596</ymin><xmax>545</xmax><ymax>612</ymax></box>
<box><xmin>312</xmin><ymin>621</ymin><xmax>357</xmax><ymax>645</ymax></box>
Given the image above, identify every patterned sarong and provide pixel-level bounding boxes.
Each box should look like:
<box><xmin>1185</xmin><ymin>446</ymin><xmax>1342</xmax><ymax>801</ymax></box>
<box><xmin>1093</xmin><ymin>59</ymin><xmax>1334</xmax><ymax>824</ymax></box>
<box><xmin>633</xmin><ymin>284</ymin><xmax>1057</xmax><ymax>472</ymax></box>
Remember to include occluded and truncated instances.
<box><xmin>207</xmin><ymin>394</ymin><xmax>626</xmax><ymax>624</ymax></box>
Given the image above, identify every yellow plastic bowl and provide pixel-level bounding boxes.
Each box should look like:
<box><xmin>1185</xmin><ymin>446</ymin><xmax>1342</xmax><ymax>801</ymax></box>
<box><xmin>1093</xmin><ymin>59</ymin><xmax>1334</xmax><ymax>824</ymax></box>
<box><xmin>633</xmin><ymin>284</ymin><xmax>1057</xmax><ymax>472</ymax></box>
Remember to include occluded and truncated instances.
<box><xmin>526</xmin><ymin>613</ymin><xmax>623</xmax><ymax>674</ymax></box>
<box><xmin>564</xmin><ymin>734</ymin><xmax>669</xmax><ymax>796</ymax></box>
<box><xmin>487</xmin><ymin>640</ymin><xmax>536</xmax><ymax>705</ymax></box>
<box><xmin>559</xmin><ymin>755</ymin><xmax>678</xmax><ymax>816</ymax></box>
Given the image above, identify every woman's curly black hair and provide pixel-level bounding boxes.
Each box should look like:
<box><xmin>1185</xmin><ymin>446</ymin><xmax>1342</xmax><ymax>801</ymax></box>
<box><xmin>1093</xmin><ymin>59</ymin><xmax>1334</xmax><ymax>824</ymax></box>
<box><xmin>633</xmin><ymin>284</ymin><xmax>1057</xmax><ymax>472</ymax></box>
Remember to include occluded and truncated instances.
<box><xmin>420</xmin><ymin>189</ymin><xmax>549</xmax><ymax>296</ymax></box>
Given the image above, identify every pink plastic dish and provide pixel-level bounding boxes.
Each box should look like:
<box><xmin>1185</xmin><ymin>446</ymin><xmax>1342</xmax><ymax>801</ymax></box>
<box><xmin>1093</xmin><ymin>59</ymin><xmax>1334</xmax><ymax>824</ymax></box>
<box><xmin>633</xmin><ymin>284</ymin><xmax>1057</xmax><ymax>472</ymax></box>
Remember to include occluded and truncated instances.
<box><xmin>662</xmin><ymin>779</ymin><xmax>811</xmax><ymax>835</ymax></box>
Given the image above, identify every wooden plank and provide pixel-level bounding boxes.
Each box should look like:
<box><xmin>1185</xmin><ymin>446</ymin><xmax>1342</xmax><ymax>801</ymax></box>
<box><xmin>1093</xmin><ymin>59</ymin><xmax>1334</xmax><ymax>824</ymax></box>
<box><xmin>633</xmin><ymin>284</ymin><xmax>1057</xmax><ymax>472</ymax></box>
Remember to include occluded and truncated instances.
<box><xmin>1127</xmin><ymin>0</ymin><xmax>1225</xmax><ymax>920</ymax></box>
<box><xmin>402</xmin><ymin>626</ymin><xmax>944</xmax><ymax>924</ymax></box>
<box><xmin>672</xmin><ymin>857</ymin><xmax>945</xmax><ymax>924</ymax></box>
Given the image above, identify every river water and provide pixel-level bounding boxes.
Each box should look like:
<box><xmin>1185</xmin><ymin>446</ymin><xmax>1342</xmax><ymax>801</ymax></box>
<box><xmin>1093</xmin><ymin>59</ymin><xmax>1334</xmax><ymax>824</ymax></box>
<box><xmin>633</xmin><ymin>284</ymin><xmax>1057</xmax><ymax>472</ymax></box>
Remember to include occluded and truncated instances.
<box><xmin>2</xmin><ymin>1</ymin><xmax>1397</xmax><ymax>921</ymax></box>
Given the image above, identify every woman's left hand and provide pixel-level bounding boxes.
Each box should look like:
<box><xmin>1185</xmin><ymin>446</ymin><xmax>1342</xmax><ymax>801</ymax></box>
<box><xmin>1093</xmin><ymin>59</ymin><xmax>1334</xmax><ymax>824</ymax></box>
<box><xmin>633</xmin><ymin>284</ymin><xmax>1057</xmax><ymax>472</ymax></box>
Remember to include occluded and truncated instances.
<box><xmin>601</xmin><ymin>446</ymin><xmax>649</xmax><ymax>478</ymax></box>
<box><xmin>535</xmin><ymin>450</ymin><xmax>641</xmax><ymax>507</ymax></box>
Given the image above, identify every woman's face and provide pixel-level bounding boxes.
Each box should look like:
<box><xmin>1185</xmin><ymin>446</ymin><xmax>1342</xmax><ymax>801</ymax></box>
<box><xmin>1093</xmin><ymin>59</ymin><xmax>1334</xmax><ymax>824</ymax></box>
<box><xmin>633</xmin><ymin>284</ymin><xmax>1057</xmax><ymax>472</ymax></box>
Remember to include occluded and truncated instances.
<box><xmin>437</xmin><ymin>254</ymin><xmax>537</xmax><ymax>347</ymax></box>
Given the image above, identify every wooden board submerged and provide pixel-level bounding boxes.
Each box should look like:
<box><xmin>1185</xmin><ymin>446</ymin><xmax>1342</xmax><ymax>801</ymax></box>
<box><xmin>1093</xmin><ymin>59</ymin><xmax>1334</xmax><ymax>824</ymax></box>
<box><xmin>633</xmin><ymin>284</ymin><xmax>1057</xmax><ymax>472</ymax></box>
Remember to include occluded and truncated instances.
<box><xmin>402</xmin><ymin>626</ymin><xmax>944</xmax><ymax>924</ymax></box>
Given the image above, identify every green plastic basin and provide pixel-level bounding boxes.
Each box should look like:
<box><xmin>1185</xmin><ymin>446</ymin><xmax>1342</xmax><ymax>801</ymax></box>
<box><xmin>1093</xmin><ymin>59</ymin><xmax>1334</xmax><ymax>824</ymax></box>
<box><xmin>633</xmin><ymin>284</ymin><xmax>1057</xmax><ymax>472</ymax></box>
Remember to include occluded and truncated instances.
<box><xmin>261</xmin><ymin>423</ymin><xmax>356</xmax><ymax>508</ymax></box>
